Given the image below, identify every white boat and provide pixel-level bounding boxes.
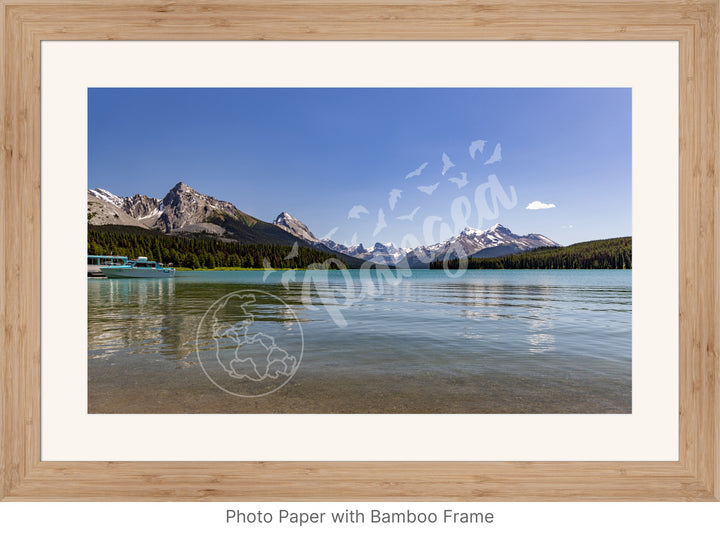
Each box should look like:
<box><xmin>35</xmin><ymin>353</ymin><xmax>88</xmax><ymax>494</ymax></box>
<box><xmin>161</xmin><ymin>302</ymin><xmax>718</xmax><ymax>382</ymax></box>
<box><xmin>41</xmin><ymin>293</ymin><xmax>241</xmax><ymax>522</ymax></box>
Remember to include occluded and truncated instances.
<box><xmin>100</xmin><ymin>257</ymin><xmax>175</xmax><ymax>278</ymax></box>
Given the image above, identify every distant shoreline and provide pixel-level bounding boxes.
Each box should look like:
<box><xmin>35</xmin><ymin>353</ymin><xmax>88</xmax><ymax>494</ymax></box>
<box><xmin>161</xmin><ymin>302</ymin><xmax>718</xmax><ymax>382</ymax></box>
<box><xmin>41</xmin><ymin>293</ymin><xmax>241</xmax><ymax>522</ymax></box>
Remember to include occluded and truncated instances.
<box><xmin>430</xmin><ymin>236</ymin><xmax>631</xmax><ymax>271</ymax></box>
<box><xmin>174</xmin><ymin>266</ymin><xmax>294</xmax><ymax>272</ymax></box>
<box><xmin>172</xmin><ymin>267</ymin><xmax>631</xmax><ymax>272</ymax></box>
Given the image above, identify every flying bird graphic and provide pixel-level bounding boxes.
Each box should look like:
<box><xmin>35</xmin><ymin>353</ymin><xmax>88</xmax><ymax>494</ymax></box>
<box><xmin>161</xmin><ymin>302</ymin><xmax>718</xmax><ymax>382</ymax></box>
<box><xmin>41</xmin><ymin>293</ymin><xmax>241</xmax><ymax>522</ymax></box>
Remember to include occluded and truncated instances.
<box><xmin>405</xmin><ymin>162</ymin><xmax>428</xmax><ymax>179</ymax></box>
<box><xmin>396</xmin><ymin>206</ymin><xmax>420</xmax><ymax>221</ymax></box>
<box><xmin>347</xmin><ymin>205</ymin><xmax>369</xmax><ymax>219</ymax></box>
<box><xmin>469</xmin><ymin>139</ymin><xmax>487</xmax><ymax>160</ymax></box>
<box><xmin>388</xmin><ymin>189</ymin><xmax>402</xmax><ymax>210</ymax></box>
<box><xmin>281</xmin><ymin>270</ymin><xmax>297</xmax><ymax>286</ymax></box>
<box><xmin>484</xmin><ymin>143</ymin><xmax>502</xmax><ymax>165</ymax></box>
<box><xmin>417</xmin><ymin>182</ymin><xmax>439</xmax><ymax>195</ymax></box>
<box><xmin>373</xmin><ymin>208</ymin><xmax>387</xmax><ymax>236</ymax></box>
<box><xmin>441</xmin><ymin>152</ymin><xmax>455</xmax><ymax>175</ymax></box>
<box><xmin>448</xmin><ymin>172</ymin><xmax>468</xmax><ymax>189</ymax></box>
<box><xmin>284</xmin><ymin>242</ymin><xmax>299</xmax><ymax>260</ymax></box>
<box><xmin>321</xmin><ymin>226</ymin><xmax>339</xmax><ymax>240</ymax></box>
<box><xmin>262</xmin><ymin>258</ymin><xmax>276</xmax><ymax>281</ymax></box>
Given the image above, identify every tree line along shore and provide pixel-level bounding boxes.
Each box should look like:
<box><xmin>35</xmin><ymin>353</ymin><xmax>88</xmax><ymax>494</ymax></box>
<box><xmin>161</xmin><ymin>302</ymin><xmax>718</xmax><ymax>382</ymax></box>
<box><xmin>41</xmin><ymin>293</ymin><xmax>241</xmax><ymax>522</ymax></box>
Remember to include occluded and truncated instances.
<box><xmin>89</xmin><ymin>225</ymin><xmax>631</xmax><ymax>270</ymax></box>
<box><xmin>88</xmin><ymin>225</ymin><xmax>343</xmax><ymax>270</ymax></box>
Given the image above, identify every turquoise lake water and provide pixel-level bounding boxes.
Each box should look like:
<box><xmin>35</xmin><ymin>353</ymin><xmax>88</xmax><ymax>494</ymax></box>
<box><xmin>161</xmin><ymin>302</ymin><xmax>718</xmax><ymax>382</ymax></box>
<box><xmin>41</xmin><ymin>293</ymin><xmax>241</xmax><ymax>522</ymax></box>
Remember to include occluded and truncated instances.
<box><xmin>88</xmin><ymin>269</ymin><xmax>631</xmax><ymax>413</ymax></box>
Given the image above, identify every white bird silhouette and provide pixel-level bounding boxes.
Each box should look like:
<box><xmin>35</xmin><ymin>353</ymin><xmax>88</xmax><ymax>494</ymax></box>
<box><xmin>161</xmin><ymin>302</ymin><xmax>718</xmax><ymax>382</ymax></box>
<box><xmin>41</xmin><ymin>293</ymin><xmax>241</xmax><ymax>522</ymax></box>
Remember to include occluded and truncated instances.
<box><xmin>405</xmin><ymin>162</ymin><xmax>428</xmax><ymax>179</ymax></box>
<box><xmin>284</xmin><ymin>241</ymin><xmax>299</xmax><ymax>260</ymax></box>
<box><xmin>448</xmin><ymin>172</ymin><xmax>468</xmax><ymax>189</ymax></box>
<box><xmin>441</xmin><ymin>152</ymin><xmax>455</xmax><ymax>175</ymax></box>
<box><xmin>320</xmin><ymin>226</ymin><xmax>339</xmax><ymax>240</ymax></box>
<box><xmin>388</xmin><ymin>189</ymin><xmax>402</xmax><ymax>210</ymax></box>
<box><xmin>484</xmin><ymin>143</ymin><xmax>502</xmax><ymax>165</ymax></box>
<box><xmin>469</xmin><ymin>139</ymin><xmax>487</xmax><ymax>159</ymax></box>
<box><xmin>397</xmin><ymin>206</ymin><xmax>420</xmax><ymax>221</ymax></box>
<box><xmin>417</xmin><ymin>182</ymin><xmax>439</xmax><ymax>195</ymax></box>
<box><xmin>281</xmin><ymin>270</ymin><xmax>297</xmax><ymax>286</ymax></box>
<box><xmin>262</xmin><ymin>258</ymin><xmax>276</xmax><ymax>281</ymax></box>
<box><xmin>373</xmin><ymin>209</ymin><xmax>387</xmax><ymax>236</ymax></box>
<box><xmin>348</xmin><ymin>205</ymin><xmax>369</xmax><ymax>219</ymax></box>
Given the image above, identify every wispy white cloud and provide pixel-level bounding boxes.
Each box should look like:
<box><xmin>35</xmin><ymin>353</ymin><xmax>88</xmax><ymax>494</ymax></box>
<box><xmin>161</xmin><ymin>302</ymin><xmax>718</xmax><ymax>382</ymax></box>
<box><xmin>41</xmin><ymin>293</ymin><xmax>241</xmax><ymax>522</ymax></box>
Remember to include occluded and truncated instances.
<box><xmin>526</xmin><ymin>201</ymin><xmax>556</xmax><ymax>210</ymax></box>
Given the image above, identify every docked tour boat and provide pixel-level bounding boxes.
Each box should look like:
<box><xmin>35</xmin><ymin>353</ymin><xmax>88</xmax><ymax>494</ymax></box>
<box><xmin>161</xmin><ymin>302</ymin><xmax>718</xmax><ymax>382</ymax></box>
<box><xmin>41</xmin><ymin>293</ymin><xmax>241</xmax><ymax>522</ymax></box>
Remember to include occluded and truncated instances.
<box><xmin>88</xmin><ymin>254</ymin><xmax>129</xmax><ymax>277</ymax></box>
<box><xmin>100</xmin><ymin>257</ymin><xmax>175</xmax><ymax>278</ymax></box>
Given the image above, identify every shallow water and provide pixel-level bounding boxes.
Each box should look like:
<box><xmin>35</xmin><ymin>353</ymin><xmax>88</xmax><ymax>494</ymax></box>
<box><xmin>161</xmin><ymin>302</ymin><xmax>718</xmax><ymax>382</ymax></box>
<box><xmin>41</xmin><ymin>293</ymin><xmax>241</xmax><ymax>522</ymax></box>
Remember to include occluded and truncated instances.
<box><xmin>88</xmin><ymin>269</ymin><xmax>631</xmax><ymax>413</ymax></box>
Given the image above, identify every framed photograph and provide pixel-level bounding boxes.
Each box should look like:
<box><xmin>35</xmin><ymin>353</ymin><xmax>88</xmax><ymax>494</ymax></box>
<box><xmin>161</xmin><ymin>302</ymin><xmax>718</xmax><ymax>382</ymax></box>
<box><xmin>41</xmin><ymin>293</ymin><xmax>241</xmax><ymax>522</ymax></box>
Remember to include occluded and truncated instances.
<box><xmin>2</xmin><ymin>0</ymin><xmax>718</xmax><ymax>501</ymax></box>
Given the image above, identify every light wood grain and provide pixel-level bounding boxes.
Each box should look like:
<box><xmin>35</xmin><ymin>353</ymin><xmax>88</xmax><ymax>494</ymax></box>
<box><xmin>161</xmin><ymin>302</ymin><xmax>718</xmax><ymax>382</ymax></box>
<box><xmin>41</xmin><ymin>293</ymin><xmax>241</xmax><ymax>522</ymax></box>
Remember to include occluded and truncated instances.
<box><xmin>1</xmin><ymin>0</ymin><xmax>718</xmax><ymax>501</ymax></box>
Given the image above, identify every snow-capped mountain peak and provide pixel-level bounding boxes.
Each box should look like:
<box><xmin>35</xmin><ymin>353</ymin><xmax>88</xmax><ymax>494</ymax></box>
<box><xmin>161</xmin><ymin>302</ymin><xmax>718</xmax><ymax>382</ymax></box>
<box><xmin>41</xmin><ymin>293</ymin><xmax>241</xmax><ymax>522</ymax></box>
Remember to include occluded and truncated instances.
<box><xmin>273</xmin><ymin>212</ymin><xmax>319</xmax><ymax>244</ymax></box>
<box><xmin>89</xmin><ymin>188</ymin><xmax>124</xmax><ymax>207</ymax></box>
<box><xmin>88</xmin><ymin>181</ymin><xmax>252</xmax><ymax>235</ymax></box>
<box><xmin>272</xmin><ymin>213</ymin><xmax>560</xmax><ymax>268</ymax></box>
<box><xmin>397</xmin><ymin>223</ymin><xmax>559</xmax><ymax>267</ymax></box>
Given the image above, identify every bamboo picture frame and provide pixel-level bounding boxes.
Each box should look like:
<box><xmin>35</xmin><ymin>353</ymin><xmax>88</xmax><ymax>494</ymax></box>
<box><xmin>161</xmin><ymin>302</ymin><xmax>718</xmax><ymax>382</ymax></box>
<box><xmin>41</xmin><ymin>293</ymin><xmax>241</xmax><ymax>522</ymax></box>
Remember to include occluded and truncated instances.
<box><xmin>1</xmin><ymin>0</ymin><xmax>718</xmax><ymax>501</ymax></box>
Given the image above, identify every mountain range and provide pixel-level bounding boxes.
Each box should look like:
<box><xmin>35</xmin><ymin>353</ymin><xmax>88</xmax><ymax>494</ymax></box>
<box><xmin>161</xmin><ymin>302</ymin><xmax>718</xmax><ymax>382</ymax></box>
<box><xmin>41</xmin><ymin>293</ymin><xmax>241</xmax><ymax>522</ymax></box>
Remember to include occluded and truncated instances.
<box><xmin>275</xmin><ymin>216</ymin><xmax>558</xmax><ymax>267</ymax></box>
<box><xmin>88</xmin><ymin>182</ymin><xmax>560</xmax><ymax>267</ymax></box>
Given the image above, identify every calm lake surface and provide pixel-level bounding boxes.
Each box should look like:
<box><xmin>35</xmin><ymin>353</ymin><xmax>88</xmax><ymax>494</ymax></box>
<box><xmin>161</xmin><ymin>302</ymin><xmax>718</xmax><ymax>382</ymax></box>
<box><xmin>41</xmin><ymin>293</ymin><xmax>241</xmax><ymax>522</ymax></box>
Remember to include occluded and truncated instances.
<box><xmin>88</xmin><ymin>269</ymin><xmax>631</xmax><ymax>413</ymax></box>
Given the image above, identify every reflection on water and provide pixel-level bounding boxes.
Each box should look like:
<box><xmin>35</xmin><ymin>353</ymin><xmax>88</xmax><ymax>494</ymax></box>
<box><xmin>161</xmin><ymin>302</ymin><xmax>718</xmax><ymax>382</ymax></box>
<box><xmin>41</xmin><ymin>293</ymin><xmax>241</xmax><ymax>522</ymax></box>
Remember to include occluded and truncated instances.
<box><xmin>89</xmin><ymin>269</ymin><xmax>631</xmax><ymax>407</ymax></box>
<box><xmin>526</xmin><ymin>318</ymin><xmax>556</xmax><ymax>354</ymax></box>
<box><xmin>88</xmin><ymin>278</ymin><xmax>182</xmax><ymax>361</ymax></box>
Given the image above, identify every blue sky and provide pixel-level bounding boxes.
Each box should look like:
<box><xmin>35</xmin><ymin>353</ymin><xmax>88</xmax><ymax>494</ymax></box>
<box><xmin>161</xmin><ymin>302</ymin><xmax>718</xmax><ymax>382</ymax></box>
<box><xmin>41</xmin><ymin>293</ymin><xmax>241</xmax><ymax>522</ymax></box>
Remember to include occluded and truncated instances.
<box><xmin>88</xmin><ymin>88</ymin><xmax>631</xmax><ymax>247</ymax></box>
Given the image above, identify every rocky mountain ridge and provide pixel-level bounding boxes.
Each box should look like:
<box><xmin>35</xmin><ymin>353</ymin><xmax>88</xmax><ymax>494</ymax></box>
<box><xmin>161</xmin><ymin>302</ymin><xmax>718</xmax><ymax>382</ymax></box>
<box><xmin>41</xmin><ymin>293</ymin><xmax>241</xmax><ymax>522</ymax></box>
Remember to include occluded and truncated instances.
<box><xmin>274</xmin><ymin>212</ymin><xmax>560</xmax><ymax>267</ymax></box>
<box><xmin>89</xmin><ymin>182</ymin><xmax>560</xmax><ymax>268</ymax></box>
<box><xmin>88</xmin><ymin>182</ymin><xmax>258</xmax><ymax>236</ymax></box>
